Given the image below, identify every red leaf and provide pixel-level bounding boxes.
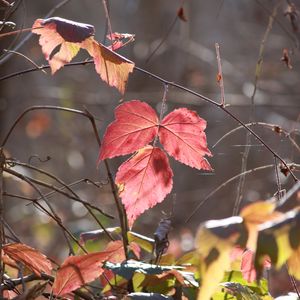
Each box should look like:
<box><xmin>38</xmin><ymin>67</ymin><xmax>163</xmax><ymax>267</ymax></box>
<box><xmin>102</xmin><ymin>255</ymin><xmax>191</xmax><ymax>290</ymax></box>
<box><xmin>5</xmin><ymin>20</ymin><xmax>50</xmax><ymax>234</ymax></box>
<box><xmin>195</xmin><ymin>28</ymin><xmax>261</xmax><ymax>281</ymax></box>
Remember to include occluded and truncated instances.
<box><xmin>3</xmin><ymin>243</ymin><xmax>52</xmax><ymax>276</ymax></box>
<box><xmin>159</xmin><ymin>108</ymin><xmax>212</xmax><ymax>170</ymax></box>
<box><xmin>177</xmin><ymin>7</ymin><xmax>187</xmax><ymax>22</ymax></box>
<box><xmin>107</xmin><ymin>32</ymin><xmax>135</xmax><ymax>51</ymax></box>
<box><xmin>82</xmin><ymin>39</ymin><xmax>134</xmax><ymax>94</ymax></box>
<box><xmin>105</xmin><ymin>240</ymin><xmax>126</xmax><ymax>263</ymax></box>
<box><xmin>240</xmin><ymin>249</ymin><xmax>256</xmax><ymax>282</ymax></box>
<box><xmin>115</xmin><ymin>146</ymin><xmax>173</xmax><ymax>228</ymax></box>
<box><xmin>241</xmin><ymin>249</ymin><xmax>271</xmax><ymax>283</ymax></box>
<box><xmin>99</xmin><ymin>100</ymin><xmax>159</xmax><ymax>160</ymax></box>
<box><xmin>104</xmin><ymin>240</ymin><xmax>141</xmax><ymax>263</ymax></box>
<box><xmin>52</xmin><ymin>243</ymin><xmax>122</xmax><ymax>296</ymax></box>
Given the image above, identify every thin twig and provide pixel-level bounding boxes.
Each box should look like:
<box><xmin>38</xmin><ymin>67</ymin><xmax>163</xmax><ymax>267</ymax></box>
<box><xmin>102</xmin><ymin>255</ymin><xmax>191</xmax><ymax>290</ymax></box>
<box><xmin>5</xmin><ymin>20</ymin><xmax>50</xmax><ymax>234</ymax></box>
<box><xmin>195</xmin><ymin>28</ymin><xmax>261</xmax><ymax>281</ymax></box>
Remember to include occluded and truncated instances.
<box><xmin>185</xmin><ymin>163</ymin><xmax>300</xmax><ymax>223</ymax></box>
<box><xmin>0</xmin><ymin>62</ymin><xmax>298</xmax><ymax>181</ymax></box>
<box><xmin>255</xmin><ymin>0</ymin><xmax>299</xmax><ymax>49</ymax></box>
<box><xmin>0</xmin><ymin>0</ymin><xmax>72</xmax><ymax>66</ymax></box>
<box><xmin>153</xmin><ymin>83</ymin><xmax>169</xmax><ymax>147</ymax></box>
<box><xmin>83</xmin><ymin>108</ymin><xmax>130</xmax><ymax>258</ymax></box>
<box><xmin>3</xmin><ymin>167</ymin><xmax>86</xmax><ymax>254</ymax></box>
<box><xmin>1</xmin><ymin>105</ymin><xmax>121</xmax><ymax>243</ymax></box>
<box><xmin>6</xmin><ymin>160</ymin><xmax>114</xmax><ymax>220</ymax></box>
<box><xmin>145</xmin><ymin>14</ymin><xmax>178</xmax><ymax>63</ymax></box>
<box><xmin>233</xmin><ymin>1</ymin><xmax>281</xmax><ymax>216</ymax></box>
<box><xmin>276</xmin><ymin>180</ymin><xmax>300</xmax><ymax>208</ymax></box>
<box><xmin>213</xmin><ymin>122</ymin><xmax>300</xmax><ymax>152</ymax></box>
<box><xmin>215</xmin><ymin>43</ymin><xmax>225</xmax><ymax>107</ymax></box>
<box><xmin>3</xmin><ymin>49</ymin><xmax>47</xmax><ymax>74</ymax></box>
<box><xmin>6</xmin><ymin>160</ymin><xmax>115</xmax><ymax>240</ymax></box>
<box><xmin>101</xmin><ymin>0</ymin><xmax>113</xmax><ymax>45</ymax></box>
<box><xmin>0</xmin><ymin>273</ymin><xmax>93</xmax><ymax>300</ymax></box>
<box><xmin>0</xmin><ymin>27</ymin><xmax>36</xmax><ymax>39</ymax></box>
<box><xmin>0</xmin><ymin>148</ymin><xmax>5</xmax><ymax>296</ymax></box>
<box><xmin>3</xmin><ymin>220</ymin><xmax>21</xmax><ymax>243</ymax></box>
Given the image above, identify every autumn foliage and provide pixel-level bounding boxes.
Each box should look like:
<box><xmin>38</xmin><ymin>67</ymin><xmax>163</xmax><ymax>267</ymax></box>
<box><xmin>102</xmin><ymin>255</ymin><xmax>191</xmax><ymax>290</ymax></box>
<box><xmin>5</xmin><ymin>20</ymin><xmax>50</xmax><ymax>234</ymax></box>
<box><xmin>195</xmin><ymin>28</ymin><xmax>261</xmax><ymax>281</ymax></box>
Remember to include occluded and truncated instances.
<box><xmin>1</xmin><ymin>6</ymin><xmax>299</xmax><ymax>300</ymax></box>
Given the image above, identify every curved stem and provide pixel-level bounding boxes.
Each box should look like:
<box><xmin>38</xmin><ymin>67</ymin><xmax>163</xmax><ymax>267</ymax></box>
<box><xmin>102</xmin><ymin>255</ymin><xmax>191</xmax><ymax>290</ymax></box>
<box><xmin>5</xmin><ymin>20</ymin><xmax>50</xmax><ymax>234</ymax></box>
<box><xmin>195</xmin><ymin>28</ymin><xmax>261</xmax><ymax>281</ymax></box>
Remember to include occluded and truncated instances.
<box><xmin>185</xmin><ymin>163</ymin><xmax>300</xmax><ymax>223</ymax></box>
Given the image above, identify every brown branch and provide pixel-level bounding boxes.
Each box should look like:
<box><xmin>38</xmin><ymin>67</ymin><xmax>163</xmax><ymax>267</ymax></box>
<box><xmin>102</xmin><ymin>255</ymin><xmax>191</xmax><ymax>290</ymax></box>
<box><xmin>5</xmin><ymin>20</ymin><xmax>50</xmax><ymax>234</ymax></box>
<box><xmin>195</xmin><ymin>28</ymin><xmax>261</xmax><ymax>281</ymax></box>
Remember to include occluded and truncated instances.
<box><xmin>212</xmin><ymin>122</ymin><xmax>300</xmax><ymax>153</ymax></box>
<box><xmin>3</xmin><ymin>167</ymin><xmax>86</xmax><ymax>254</ymax></box>
<box><xmin>233</xmin><ymin>1</ymin><xmax>282</xmax><ymax>216</ymax></box>
<box><xmin>0</xmin><ymin>0</ymin><xmax>73</xmax><ymax>66</ymax></box>
<box><xmin>0</xmin><ymin>148</ymin><xmax>5</xmax><ymax>296</ymax></box>
<box><xmin>0</xmin><ymin>62</ymin><xmax>298</xmax><ymax>182</ymax></box>
<box><xmin>6</xmin><ymin>160</ymin><xmax>114</xmax><ymax>220</ymax></box>
<box><xmin>0</xmin><ymin>273</ymin><xmax>93</xmax><ymax>300</ymax></box>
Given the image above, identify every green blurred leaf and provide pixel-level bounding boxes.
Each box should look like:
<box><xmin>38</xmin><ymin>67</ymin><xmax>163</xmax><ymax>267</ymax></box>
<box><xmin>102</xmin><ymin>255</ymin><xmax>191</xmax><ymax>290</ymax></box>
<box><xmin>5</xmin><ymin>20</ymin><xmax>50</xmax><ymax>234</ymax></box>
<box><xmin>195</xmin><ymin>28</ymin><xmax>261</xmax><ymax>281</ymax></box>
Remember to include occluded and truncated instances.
<box><xmin>128</xmin><ymin>231</ymin><xmax>154</xmax><ymax>253</ymax></box>
<box><xmin>80</xmin><ymin>227</ymin><xmax>121</xmax><ymax>244</ymax></box>
<box><xmin>104</xmin><ymin>260</ymin><xmax>183</xmax><ymax>280</ymax></box>
<box><xmin>133</xmin><ymin>273</ymin><xmax>146</xmax><ymax>292</ymax></box>
<box><xmin>125</xmin><ymin>293</ymin><xmax>172</xmax><ymax>299</ymax></box>
<box><xmin>176</xmin><ymin>251</ymin><xmax>199</xmax><ymax>266</ymax></box>
<box><xmin>255</xmin><ymin>209</ymin><xmax>300</xmax><ymax>279</ymax></box>
<box><xmin>220</xmin><ymin>282</ymin><xmax>262</xmax><ymax>300</ymax></box>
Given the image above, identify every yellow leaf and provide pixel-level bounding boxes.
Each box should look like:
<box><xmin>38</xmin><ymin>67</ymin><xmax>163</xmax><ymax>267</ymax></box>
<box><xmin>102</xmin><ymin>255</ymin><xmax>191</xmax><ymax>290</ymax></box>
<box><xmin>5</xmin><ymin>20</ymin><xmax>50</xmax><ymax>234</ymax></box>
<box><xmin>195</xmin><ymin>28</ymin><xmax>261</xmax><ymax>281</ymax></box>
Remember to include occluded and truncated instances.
<box><xmin>195</xmin><ymin>217</ymin><xmax>246</xmax><ymax>300</ymax></box>
<box><xmin>81</xmin><ymin>38</ymin><xmax>134</xmax><ymax>94</ymax></box>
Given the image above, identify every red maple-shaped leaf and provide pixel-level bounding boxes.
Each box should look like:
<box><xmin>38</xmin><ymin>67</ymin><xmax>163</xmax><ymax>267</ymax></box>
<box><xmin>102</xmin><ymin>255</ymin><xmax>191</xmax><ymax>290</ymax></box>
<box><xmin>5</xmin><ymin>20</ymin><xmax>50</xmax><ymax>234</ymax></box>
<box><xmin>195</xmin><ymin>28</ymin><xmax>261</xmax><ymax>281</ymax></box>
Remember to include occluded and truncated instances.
<box><xmin>3</xmin><ymin>243</ymin><xmax>52</xmax><ymax>276</ymax></box>
<box><xmin>115</xmin><ymin>146</ymin><xmax>173</xmax><ymax>228</ymax></box>
<box><xmin>159</xmin><ymin>108</ymin><xmax>212</xmax><ymax>170</ymax></box>
<box><xmin>32</xmin><ymin>17</ymin><xmax>134</xmax><ymax>94</ymax></box>
<box><xmin>99</xmin><ymin>100</ymin><xmax>159</xmax><ymax>160</ymax></box>
<box><xmin>52</xmin><ymin>242</ymin><xmax>123</xmax><ymax>296</ymax></box>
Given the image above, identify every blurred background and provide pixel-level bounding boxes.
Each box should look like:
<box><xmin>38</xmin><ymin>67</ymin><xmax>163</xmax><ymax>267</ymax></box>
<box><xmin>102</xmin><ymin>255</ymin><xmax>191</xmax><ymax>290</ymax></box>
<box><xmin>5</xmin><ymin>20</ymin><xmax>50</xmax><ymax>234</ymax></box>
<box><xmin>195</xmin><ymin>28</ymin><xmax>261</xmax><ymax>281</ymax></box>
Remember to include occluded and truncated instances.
<box><xmin>0</xmin><ymin>0</ymin><xmax>299</xmax><ymax>295</ymax></box>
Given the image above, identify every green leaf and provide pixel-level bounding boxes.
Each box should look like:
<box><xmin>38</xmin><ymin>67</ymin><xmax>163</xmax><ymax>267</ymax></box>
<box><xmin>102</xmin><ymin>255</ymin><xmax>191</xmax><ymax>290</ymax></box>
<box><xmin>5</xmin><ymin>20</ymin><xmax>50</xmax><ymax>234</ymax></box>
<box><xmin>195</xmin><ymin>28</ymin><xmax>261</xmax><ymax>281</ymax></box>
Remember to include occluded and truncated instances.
<box><xmin>128</xmin><ymin>231</ymin><xmax>154</xmax><ymax>253</ymax></box>
<box><xmin>176</xmin><ymin>250</ymin><xmax>199</xmax><ymax>266</ymax></box>
<box><xmin>211</xmin><ymin>271</ymin><xmax>271</xmax><ymax>300</ymax></box>
<box><xmin>125</xmin><ymin>293</ymin><xmax>172</xmax><ymax>299</ymax></box>
<box><xmin>104</xmin><ymin>260</ymin><xmax>183</xmax><ymax>280</ymax></box>
<box><xmin>80</xmin><ymin>227</ymin><xmax>121</xmax><ymax>244</ymax></box>
<box><xmin>255</xmin><ymin>209</ymin><xmax>300</xmax><ymax>279</ymax></box>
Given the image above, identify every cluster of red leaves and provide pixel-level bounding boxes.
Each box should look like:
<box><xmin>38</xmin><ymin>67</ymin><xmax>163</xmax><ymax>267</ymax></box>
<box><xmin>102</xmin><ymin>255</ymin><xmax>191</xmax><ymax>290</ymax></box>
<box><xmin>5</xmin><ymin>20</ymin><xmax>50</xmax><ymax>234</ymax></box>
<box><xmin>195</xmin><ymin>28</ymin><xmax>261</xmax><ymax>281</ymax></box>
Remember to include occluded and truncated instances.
<box><xmin>3</xmin><ymin>241</ymin><xmax>140</xmax><ymax>297</ymax></box>
<box><xmin>99</xmin><ymin>100</ymin><xmax>212</xmax><ymax>227</ymax></box>
<box><xmin>31</xmin><ymin>17</ymin><xmax>213</xmax><ymax>227</ymax></box>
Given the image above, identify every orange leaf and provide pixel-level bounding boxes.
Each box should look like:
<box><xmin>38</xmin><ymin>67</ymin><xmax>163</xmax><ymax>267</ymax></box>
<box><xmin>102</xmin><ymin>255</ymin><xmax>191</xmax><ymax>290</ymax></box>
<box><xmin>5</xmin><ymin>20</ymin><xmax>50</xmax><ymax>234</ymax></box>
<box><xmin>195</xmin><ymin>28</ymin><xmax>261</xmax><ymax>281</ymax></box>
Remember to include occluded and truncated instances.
<box><xmin>142</xmin><ymin>269</ymin><xmax>185</xmax><ymax>287</ymax></box>
<box><xmin>3</xmin><ymin>243</ymin><xmax>52</xmax><ymax>276</ymax></box>
<box><xmin>32</xmin><ymin>17</ymin><xmax>134</xmax><ymax>93</ymax></box>
<box><xmin>2</xmin><ymin>254</ymin><xmax>18</xmax><ymax>269</ymax></box>
<box><xmin>52</xmin><ymin>243</ymin><xmax>123</xmax><ymax>296</ymax></box>
<box><xmin>82</xmin><ymin>38</ymin><xmax>134</xmax><ymax>94</ymax></box>
<box><xmin>115</xmin><ymin>146</ymin><xmax>173</xmax><ymax>228</ymax></box>
<box><xmin>240</xmin><ymin>201</ymin><xmax>278</xmax><ymax>251</ymax></box>
<box><xmin>159</xmin><ymin>108</ymin><xmax>212</xmax><ymax>170</ymax></box>
<box><xmin>104</xmin><ymin>240</ymin><xmax>141</xmax><ymax>263</ymax></box>
<box><xmin>32</xmin><ymin>18</ymin><xmax>86</xmax><ymax>74</ymax></box>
